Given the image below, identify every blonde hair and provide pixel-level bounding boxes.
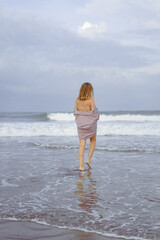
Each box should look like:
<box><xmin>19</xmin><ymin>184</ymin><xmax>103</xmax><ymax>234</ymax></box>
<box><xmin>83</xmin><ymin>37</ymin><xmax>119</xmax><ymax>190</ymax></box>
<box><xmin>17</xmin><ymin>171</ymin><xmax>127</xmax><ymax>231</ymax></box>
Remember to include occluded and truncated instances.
<box><xmin>78</xmin><ymin>82</ymin><xmax>94</xmax><ymax>100</ymax></box>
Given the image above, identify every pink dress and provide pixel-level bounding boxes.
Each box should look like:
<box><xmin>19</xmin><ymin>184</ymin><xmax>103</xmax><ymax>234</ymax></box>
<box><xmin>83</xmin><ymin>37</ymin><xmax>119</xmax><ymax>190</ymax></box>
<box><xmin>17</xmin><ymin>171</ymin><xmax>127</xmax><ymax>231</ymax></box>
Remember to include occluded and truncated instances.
<box><xmin>74</xmin><ymin>107</ymin><xmax>99</xmax><ymax>140</ymax></box>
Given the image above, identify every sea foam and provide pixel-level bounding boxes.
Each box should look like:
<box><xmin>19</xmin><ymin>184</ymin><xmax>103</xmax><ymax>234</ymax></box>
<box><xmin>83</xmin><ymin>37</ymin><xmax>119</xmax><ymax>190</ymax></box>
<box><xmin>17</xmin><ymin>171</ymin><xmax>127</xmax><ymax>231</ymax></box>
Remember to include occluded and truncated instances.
<box><xmin>0</xmin><ymin>121</ymin><xmax>160</xmax><ymax>137</ymax></box>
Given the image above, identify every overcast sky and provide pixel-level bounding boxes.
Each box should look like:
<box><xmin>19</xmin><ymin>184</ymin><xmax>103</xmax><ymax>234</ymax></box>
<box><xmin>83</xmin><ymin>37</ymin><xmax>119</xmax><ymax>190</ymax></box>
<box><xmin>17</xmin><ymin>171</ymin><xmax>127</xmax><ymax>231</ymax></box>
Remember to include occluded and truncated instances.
<box><xmin>0</xmin><ymin>0</ymin><xmax>160</xmax><ymax>112</ymax></box>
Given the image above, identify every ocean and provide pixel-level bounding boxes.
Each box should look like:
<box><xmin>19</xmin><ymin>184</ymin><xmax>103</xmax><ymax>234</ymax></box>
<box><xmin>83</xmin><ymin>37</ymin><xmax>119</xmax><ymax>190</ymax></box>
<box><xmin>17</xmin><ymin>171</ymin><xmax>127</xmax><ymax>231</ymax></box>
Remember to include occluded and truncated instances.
<box><xmin>0</xmin><ymin>111</ymin><xmax>160</xmax><ymax>240</ymax></box>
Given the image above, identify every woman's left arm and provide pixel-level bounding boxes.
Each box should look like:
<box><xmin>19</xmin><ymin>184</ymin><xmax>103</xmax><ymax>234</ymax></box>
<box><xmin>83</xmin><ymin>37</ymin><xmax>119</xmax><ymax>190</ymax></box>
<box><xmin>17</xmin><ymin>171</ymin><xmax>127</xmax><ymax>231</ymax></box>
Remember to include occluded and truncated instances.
<box><xmin>75</xmin><ymin>98</ymin><xmax>78</xmax><ymax>110</ymax></box>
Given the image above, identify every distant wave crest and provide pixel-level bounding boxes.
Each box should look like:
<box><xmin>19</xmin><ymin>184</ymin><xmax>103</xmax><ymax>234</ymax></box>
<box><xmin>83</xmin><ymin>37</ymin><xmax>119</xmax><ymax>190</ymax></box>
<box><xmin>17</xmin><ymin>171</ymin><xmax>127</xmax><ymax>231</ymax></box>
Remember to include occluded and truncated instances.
<box><xmin>47</xmin><ymin>113</ymin><xmax>74</xmax><ymax>121</ymax></box>
<box><xmin>47</xmin><ymin>112</ymin><xmax>160</xmax><ymax>122</ymax></box>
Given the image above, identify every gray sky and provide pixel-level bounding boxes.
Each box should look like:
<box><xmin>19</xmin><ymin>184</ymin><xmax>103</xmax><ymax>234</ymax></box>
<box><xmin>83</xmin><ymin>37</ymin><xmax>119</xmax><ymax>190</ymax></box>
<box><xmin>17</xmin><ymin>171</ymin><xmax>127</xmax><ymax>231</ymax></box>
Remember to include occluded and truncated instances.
<box><xmin>0</xmin><ymin>0</ymin><xmax>160</xmax><ymax>112</ymax></box>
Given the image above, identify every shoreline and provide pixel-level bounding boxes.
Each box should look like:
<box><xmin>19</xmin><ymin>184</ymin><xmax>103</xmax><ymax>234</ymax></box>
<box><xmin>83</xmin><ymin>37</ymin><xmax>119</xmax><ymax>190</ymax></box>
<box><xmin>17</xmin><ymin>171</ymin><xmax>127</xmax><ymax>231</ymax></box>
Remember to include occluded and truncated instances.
<box><xmin>0</xmin><ymin>219</ymin><xmax>132</xmax><ymax>240</ymax></box>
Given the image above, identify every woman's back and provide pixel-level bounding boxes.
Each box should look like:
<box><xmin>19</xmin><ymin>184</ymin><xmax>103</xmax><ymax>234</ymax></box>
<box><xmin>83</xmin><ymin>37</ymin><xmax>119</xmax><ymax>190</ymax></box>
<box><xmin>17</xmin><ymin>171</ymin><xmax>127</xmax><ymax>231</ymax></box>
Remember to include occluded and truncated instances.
<box><xmin>75</xmin><ymin>98</ymin><xmax>95</xmax><ymax>112</ymax></box>
<box><xmin>74</xmin><ymin>82</ymin><xmax>99</xmax><ymax>171</ymax></box>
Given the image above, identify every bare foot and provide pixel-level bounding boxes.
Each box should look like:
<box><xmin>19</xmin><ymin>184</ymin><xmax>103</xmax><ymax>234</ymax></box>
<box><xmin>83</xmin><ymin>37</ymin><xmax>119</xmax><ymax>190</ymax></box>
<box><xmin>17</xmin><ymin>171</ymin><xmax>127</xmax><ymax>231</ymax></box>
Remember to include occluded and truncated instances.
<box><xmin>79</xmin><ymin>166</ymin><xmax>85</xmax><ymax>171</ymax></box>
<box><xmin>86</xmin><ymin>161</ymin><xmax>91</xmax><ymax>169</ymax></box>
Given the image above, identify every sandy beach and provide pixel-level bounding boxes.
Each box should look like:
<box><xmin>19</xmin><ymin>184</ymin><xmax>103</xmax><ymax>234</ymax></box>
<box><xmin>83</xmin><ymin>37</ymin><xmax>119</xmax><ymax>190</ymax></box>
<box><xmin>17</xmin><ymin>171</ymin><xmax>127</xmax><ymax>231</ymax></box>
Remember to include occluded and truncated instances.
<box><xmin>0</xmin><ymin>220</ymin><xmax>127</xmax><ymax>240</ymax></box>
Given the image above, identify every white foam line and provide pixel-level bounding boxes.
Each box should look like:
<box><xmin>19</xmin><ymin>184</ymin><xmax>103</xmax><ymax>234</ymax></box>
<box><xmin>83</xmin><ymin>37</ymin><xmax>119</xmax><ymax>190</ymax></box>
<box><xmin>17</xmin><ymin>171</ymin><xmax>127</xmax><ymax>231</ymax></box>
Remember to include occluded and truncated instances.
<box><xmin>49</xmin><ymin>225</ymin><xmax>150</xmax><ymax>240</ymax></box>
<box><xmin>1</xmin><ymin>179</ymin><xmax>19</xmax><ymax>187</ymax></box>
<box><xmin>33</xmin><ymin>142</ymin><xmax>78</xmax><ymax>149</ymax></box>
<box><xmin>0</xmin><ymin>218</ymin><xmax>150</xmax><ymax>240</ymax></box>
<box><xmin>33</xmin><ymin>142</ymin><xmax>160</xmax><ymax>153</ymax></box>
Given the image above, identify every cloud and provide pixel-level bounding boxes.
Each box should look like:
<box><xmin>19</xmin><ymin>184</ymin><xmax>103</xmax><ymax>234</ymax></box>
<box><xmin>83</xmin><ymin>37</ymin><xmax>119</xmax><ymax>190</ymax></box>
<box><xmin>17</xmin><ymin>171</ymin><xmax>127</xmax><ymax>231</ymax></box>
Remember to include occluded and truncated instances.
<box><xmin>78</xmin><ymin>0</ymin><xmax>160</xmax><ymax>30</ymax></box>
<box><xmin>77</xmin><ymin>0</ymin><xmax>160</xmax><ymax>49</ymax></box>
<box><xmin>0</xmin><ymin>1</ymin><xmax>160</xmax><ymax>111</ymax></box>
<box><xmin>77</xmin><ymin>21</ymin><xmax>107</xmax><ymax>39</ymax></box>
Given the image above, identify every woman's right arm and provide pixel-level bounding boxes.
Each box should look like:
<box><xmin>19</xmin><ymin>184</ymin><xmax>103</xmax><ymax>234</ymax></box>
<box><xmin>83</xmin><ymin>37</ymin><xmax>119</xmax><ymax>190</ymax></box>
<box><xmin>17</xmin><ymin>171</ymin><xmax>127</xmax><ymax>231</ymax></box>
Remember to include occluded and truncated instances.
<box><xmin>90</xmin><ymin>98</ymin><xmax>95</xmax><ymax>110</ymax></box>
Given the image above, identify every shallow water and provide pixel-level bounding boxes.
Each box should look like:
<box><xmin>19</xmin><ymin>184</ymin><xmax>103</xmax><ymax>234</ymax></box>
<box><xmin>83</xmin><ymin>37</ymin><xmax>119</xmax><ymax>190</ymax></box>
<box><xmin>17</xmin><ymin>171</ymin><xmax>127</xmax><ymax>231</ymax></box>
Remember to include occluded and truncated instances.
<box><xmin>0</xmin><ymin>112</ymin><xmax>160</xmax><ymax>239</ymax></box>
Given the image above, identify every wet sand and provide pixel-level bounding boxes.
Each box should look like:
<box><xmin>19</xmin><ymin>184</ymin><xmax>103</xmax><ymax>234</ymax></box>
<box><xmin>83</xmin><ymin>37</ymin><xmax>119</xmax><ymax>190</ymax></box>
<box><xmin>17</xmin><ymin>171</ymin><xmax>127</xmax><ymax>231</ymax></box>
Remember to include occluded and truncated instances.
<box><xmin>0</xmin><ymin>220</ymin><xmax>126</xmax><ymax>240</ymax></box>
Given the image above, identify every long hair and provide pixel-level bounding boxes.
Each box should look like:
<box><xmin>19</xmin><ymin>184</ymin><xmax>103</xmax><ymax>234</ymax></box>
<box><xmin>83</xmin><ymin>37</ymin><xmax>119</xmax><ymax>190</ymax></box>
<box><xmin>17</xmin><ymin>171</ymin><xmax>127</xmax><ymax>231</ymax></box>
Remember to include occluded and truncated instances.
<box><xmin>78</xmin><ymin>82</ymin><xmax>94</xmax><ymax>100</ymax></box>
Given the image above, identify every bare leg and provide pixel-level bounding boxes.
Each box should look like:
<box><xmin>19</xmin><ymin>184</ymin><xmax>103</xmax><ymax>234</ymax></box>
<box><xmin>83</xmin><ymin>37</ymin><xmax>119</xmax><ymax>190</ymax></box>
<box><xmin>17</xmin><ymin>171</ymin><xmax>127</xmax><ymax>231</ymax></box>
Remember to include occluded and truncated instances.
<box><xmin>86</xmin><ymin>134</ymin><xmax>96</xmax><ymax>169</ymax></box>
<box><xmin>79</xmin><ymin>139</ymin><xmax>86</xmax><ymax>171</ymax></box>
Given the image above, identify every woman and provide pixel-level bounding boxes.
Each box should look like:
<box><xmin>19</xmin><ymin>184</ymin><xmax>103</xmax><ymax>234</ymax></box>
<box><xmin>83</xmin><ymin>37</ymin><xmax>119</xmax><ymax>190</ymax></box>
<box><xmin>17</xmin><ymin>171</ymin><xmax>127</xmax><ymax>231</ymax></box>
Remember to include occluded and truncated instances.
<box><xmin>74</xmin><ymin>82</ymin><xmax>99</xmax><ymax>171</ymax></box>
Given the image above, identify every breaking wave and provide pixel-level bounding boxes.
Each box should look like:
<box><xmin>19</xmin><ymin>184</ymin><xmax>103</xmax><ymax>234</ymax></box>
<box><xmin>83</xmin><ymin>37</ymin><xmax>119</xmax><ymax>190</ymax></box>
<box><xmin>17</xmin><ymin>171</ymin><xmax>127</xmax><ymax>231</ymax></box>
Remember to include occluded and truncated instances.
<box><xmin>47</xmin><ymin>112</ymin><xmax>160</xmax><ymax>122</ymax></box>
<box><xmin>0</xmin><ymin>121</ymin><xmax>160</xmax><ymax>137</ymax></box>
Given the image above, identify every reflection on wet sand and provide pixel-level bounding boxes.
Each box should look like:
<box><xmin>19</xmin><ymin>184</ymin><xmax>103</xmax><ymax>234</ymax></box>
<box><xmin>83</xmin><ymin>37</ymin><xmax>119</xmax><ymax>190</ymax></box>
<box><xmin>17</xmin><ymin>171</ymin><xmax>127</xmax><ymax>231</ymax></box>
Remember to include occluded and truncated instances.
<box><xmin>74</xmin><ymin>171</ymin><xmax>98</xmax><ymax>213</ymax></box>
